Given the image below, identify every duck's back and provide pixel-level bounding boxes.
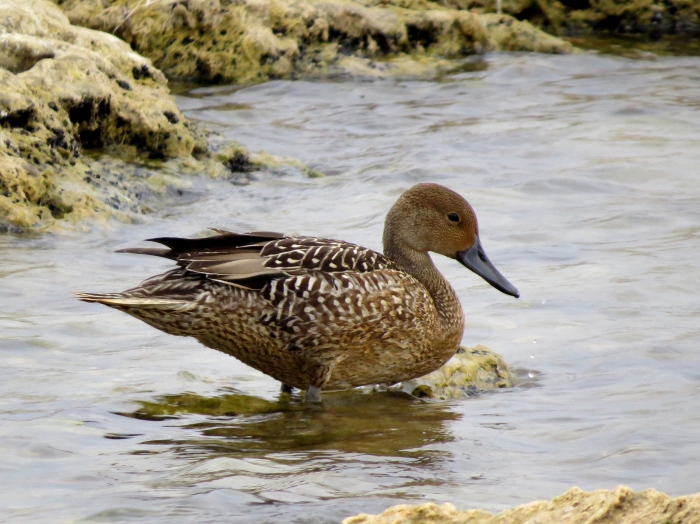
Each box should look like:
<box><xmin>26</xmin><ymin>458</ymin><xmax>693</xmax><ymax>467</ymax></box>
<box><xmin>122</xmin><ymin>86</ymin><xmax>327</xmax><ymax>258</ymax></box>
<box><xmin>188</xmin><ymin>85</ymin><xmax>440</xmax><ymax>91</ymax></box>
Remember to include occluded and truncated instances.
<box><xmin>78</xmin><ymin>231</ymin><xmax>461</xmax><ymax>390</ymax></box>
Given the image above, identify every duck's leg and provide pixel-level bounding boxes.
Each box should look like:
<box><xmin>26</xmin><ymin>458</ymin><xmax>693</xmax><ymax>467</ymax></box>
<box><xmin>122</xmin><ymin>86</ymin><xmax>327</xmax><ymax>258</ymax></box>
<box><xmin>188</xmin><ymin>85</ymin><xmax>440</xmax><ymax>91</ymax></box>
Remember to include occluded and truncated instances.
<box><xmin>301</xmin><ymin>356</ymin><xmax>339</xmax><ymax>403</ymax></box>
<box><xmin>305</xmin><ymin>386</ymin><xmax>322</xmax><ymax>403</ymax></box>
<box><xmin>280</xmin><ymin>383</ymin><xmax>294</xmax><ymax>394</ymax></box>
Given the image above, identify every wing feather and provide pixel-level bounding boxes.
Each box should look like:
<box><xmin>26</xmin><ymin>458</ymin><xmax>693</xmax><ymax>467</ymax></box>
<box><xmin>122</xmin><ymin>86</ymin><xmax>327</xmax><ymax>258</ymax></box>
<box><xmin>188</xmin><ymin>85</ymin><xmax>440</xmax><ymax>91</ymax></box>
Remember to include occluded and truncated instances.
<box><xmin>115</xmin><ymin>231</ymin><xmax>397</xmax><ymax>292</ymax></box>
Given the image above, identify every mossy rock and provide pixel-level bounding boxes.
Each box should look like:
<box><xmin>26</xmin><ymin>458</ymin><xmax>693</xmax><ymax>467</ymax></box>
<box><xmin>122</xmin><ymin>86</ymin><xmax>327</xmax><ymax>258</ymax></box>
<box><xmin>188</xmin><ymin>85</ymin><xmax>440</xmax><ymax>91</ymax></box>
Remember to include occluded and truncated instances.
<box><xmin>442</xmin><ymin>0</ymin><xmax>700</xmax><ymax>37</ymax></box>
<box><xmin>400</xmin><ymin>344</ymin><xmax>514</xmax><ymax>399</ymax></box>
<box><xmin>53</xmin><ymin>0</ymin><xmax>574</xmax><ymax>85</ymax></box>
<box><xmin>126</xmin><ymin>392</ymin><xmax>290</xmax><ymax>420</ymax></box>
<box><xmin>0</xmin><ymin>0</ymin><xmax>217</xmax><ymax>230</ymax></box>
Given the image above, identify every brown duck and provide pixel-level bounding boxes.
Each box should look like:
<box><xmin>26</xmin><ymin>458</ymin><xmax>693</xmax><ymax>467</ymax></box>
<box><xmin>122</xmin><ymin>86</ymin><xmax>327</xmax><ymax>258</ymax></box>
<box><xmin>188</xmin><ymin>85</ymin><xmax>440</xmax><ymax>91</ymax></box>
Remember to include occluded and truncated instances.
<box><xmin>77</xmin><ymin>183</ymin><xmax>519</xmax><ymax>401</ymax></box>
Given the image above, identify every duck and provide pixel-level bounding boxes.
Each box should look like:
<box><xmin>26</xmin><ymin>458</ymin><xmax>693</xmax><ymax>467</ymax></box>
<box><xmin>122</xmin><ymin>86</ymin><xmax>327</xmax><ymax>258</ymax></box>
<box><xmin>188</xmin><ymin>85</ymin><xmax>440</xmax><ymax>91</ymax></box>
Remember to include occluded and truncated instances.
<box><xmin>77</xmin><ymin>183</ymin><xmax>519</xmax><ymax>402</ymax></box>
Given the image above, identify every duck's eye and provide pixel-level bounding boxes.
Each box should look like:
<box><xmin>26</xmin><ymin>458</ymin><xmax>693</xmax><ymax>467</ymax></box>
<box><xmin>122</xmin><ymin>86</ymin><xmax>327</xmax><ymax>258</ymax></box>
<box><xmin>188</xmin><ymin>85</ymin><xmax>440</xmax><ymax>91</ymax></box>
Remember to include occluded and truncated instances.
<box><xmin>447</xmin><ymin>212</ymin><xmax>460</xmax><ymax>223</ymax></box>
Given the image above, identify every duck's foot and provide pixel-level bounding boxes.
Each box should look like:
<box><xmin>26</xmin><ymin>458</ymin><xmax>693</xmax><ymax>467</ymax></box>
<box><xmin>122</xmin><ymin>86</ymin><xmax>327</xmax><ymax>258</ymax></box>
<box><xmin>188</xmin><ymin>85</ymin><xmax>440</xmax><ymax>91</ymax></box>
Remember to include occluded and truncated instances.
<box><xmin>280</xmin><ymin>383</ymin><xmax>294</xmax><ymax>394</ymax></box>
<box><xmin>305</xmin><ymin>386</ymin><xmax>322</xmax><ymax>403</ymax></box>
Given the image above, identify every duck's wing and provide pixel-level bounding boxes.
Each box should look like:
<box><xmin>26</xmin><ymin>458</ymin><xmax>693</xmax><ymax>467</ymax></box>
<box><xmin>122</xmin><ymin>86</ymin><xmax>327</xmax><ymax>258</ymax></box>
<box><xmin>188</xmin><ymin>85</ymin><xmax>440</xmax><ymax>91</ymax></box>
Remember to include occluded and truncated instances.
<box><xmin>259</xmin><ymin>236</ymin><xmax>395</xmax><ymax>274</ymax></box>
<box><xmin>115</xmin><ymin>230</ymin><xmax>419</xmax><ymax>355</ymax></box>
<box><xmin>117</xmin><ymin>230</ymin><xmax>287</xmax><ymax>290</ymax></box>
<box><xmin>254</xmin><ymin>236</ymin><xmax>420</xmax><ymax>353</ymax></box>
<box><xmin>118</xmin><ymin>230</ymin><xmax>396</xmax><ymax>291</ymax></box>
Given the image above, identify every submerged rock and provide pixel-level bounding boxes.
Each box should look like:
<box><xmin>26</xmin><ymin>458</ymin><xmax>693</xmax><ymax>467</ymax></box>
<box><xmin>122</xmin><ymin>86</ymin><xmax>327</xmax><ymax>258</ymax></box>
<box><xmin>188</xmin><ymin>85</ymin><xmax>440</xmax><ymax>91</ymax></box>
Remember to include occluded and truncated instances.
<box><xmin>0</xmin><ymin>0</ymin><xmax>213</xmax><ymax>230</ymax></box>
<box><xmin>343</xmin><ymin>485</ymin><xmax>700</xmax><ymax>523</ymax></box>
<box><xmin>126</xmin><ymin>392</ymin><xmax>291</xmax><ymax>420</ymax></box>
<box><xmin>52</xmin><ymin>0</ymin><xmax>573</xmax><ymax>85</ymax></box>
<box><xmin>399</xmin><ymin>344</ymin><xmax>513</xmax><ymax>399</ymax></box>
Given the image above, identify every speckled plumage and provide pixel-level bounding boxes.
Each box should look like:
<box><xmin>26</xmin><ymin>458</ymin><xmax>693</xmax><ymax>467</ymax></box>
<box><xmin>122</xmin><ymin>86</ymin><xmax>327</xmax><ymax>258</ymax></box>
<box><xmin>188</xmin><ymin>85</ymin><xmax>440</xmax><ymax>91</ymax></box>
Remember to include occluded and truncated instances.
<box><xmin>78</xmin><ymin>184</ymin><xmax>518</xmax><ymax>398</ymax></box>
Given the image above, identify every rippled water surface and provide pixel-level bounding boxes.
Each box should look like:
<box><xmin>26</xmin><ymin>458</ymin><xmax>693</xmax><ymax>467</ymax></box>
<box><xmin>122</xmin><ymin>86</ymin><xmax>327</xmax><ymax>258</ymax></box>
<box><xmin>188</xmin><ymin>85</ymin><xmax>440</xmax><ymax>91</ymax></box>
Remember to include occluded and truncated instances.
<box><xmin>2</xmin><ymin>53</ymin><xmax>700</xmax><ymax>523</ymax></box>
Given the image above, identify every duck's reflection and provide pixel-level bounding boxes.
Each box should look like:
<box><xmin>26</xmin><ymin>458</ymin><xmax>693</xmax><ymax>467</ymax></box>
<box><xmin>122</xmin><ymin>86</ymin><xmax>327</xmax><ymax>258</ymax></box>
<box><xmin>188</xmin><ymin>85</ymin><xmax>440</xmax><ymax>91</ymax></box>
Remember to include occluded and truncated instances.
<box><xmin>119</xmin><ymin>389</ymin><xmax>459</xmax><ymax>458</ymax></box>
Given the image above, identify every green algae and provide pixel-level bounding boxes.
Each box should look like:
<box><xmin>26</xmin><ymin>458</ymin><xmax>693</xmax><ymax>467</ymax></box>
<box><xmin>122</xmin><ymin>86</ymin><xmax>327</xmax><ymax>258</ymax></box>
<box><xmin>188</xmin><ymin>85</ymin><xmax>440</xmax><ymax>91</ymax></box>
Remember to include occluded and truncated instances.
<box><xmin>126</xmin><ymin>392</ymin><xmax>295</xmax><ymax>420</ymax></box>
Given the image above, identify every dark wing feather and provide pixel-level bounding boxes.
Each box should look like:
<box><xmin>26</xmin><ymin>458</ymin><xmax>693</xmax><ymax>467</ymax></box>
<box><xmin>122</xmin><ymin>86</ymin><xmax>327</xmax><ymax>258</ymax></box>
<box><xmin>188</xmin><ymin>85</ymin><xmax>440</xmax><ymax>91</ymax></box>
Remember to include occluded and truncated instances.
<box><xmin>147</xmin><ymin>231</ymin><xmax>283</xmax><ymax>253</ymax></box>
<box><xmin>116</xmin><ymin>231</ymin><xmax>286</xmax><ymax>289</ymax></box>
<box><xmin>116</xmin><ymin>231</ymin><xmax>396</xmax><ymax>291</ymax></box>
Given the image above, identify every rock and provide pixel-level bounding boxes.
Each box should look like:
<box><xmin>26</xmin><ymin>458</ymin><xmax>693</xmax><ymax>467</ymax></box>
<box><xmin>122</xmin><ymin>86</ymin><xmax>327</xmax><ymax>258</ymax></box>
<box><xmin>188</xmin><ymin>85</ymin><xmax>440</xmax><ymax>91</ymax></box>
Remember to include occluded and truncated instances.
<box><xmin>0</xmin><ymin>0</ymin><xmax>204</xmax><ymax>158</ymax></box>
<box><xmin>444</xmin><ymin>0</ymin><xmax>700</xmax><ymax>37</ymax></box>
<box><xmin>52</xmin><ymin>0</ymin><xmax>574</xmax><ymax>85</ymax></box>
<box><xmin>399</xmin><ymin>345</ymin><xmax>513</xmax><ymax>399</ymax></box>
<box><xmin>343</xmin><ymin>485</ymin><xmax>700</xmax><ymax>523</ymax></box>
<box><xmin>481</xmin><ymin>14</ymin><xmax>574</xmax><ymax>54</ymax></box>
<box><xmin>127</xmin><ymin>391</ymin><xmax>289</xmax><ymax>420</ymax></box>
<box><xmin>0</xmin><ymin>0</ymin><xmax>212</xmax><ymax>230</ymax></box>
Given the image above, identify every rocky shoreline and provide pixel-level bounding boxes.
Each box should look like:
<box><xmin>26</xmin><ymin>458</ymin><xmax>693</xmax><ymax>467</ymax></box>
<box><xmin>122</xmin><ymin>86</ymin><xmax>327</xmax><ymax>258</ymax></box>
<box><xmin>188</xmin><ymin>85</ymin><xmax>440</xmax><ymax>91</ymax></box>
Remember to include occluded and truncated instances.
<box><xmin>0</xmin><ymin>0</ymin><xmax>208</xmax><ymax>229</ymax></box>
<box><xmin>343</xmin><ymin>485</ymin><xmax>700</xmax><ymax>523</ymax></box>
<box><xmin>53</xmin><ymin>0</ymin><xmax>573</xmax><ymax>85</ymax></box>
<box><xmin>0</xmin><ymin>0</ymin><xmax>308</xmax><ymax>231</ymax></box>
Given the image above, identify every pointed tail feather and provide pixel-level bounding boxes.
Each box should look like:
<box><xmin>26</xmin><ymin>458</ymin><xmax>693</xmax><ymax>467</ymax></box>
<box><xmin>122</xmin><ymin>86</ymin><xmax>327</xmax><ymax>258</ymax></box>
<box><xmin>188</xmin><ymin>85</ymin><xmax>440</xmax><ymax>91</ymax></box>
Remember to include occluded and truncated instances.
<box><xmin>114</xmin><ymin>247</ymin><xmax>176</xmax><ymax>259</ymax></box>
<box><xmin>75</xmin><ymin>292</ymin><xmax>202</xmax><ymax>337</ymax></box>
<box><xmin>75</xmin><ymin>292</ymin><xmax>189</xmax><ymax>309</ymax></box>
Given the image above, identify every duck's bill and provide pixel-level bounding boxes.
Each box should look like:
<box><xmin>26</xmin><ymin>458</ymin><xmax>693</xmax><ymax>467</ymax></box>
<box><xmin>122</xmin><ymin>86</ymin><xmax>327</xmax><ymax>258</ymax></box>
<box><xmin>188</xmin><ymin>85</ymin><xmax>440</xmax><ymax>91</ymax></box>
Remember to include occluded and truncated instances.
<box><xmin>457</xmin><ymin>236</ymin><xmax>520</xmax><ymax>298</ymax></box>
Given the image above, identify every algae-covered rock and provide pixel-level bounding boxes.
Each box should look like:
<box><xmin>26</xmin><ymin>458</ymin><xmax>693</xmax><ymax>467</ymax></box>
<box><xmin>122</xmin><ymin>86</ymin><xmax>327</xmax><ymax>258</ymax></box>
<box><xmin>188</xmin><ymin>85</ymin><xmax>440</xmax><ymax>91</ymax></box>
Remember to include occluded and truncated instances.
<box><xmin>0</xmin><ymin>0</ymin><xmax>203</xmax><ymax>158</ymax></box>
<box><xmin>481</xmin><ymin>13</ymin><xmax>574</xmax><ymax>53</ymax></box>
<box><xmin>127</xmin><ymin>392</ymin><xmax>290</xmax><ymax>420</ymax></box>
<box><xmin>53</xmin><ymin>0</ymin><xmax>573</xmax><ymax>85</ymax></box>
<box><xmin>0</xmin><ymin>0</ymin><xmax>213</xmax><ymax>230</ymax></box>
<box><xmin>343</xmin><ymin>485</ymin><xmax>700</xmax><ymax>523</ymax></box>
<box><xmin>399</xmin><ymin>344</ymin><xmax>513</xmax><ymax>399</ymax></box>
<box><xmin>563</xmin><ymin>0</ymin><xmax>700</xmax><ymax>36</ymax></box>
<box><xmin>447</xmin><ymin>0</ymin><xmax>700</xmax><ymax>37</ymax></box>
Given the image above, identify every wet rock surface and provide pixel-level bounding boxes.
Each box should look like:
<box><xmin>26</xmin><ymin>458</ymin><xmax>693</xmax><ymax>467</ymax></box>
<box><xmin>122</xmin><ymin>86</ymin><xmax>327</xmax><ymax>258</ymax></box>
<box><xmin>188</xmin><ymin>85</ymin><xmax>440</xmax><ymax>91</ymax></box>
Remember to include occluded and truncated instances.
<box><xmin>52</xmin><ymin>0</ymin><xmax>573</xmax><ymax>85</ymax></box>
<box><xmin>343</xmin><ymin>485</ymin><xmax>700</xmax><ymax>523</ymax></box>
<box><xmin>398</xmin><ymin>344</ymin><xmax>513</xmax><ymax>399</ymax></box>
<box><xmin>0</xmin><ymin>0</ymin><xmax>214</xmax><ymax>230</ymax></box>
<box><xmin>448</xmin><ymin>0</ymin><xmax>700</xmax><ymax>37</ymax></box>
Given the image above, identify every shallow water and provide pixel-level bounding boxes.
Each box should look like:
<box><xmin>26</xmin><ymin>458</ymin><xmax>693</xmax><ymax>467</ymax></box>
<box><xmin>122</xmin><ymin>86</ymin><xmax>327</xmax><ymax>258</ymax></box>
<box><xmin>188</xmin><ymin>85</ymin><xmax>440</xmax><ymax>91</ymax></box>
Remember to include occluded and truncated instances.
<box><xmin>2</xmin><ymin>53</ymin><xmax>700</xmax><ymax>522</ymax></box>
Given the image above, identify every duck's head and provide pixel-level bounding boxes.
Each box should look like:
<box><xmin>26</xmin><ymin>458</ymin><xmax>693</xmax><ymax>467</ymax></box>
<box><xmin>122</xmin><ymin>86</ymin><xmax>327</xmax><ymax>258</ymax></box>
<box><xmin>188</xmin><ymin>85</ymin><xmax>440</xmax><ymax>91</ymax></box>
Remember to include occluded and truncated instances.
<box><xmin>383</xmin><ymin>183</ymin><xmax>519</xmax><ymax>298</ymax></box>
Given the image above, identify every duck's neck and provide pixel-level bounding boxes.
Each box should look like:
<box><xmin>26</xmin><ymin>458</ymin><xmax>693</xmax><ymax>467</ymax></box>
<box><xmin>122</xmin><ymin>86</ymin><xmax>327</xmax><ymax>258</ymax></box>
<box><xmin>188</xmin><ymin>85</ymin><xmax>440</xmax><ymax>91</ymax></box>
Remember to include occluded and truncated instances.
<box><xmin>384</xmin><ymin>245</ymin><xmax>464</xmax><ymax>334</ymax></box>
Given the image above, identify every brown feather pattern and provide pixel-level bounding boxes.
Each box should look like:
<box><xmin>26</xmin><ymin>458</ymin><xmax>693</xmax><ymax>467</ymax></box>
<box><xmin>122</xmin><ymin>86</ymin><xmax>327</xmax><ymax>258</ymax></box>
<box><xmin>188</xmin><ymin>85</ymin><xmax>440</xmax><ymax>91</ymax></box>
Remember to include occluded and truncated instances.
<box><xmin>76</xmin><ymin>184</ymin><xmax>500</xmax><ymax>396</ymax></box>
<box><xmin>78</xmin><ymin>230</ymin><xmax>461</xmax><ymax>391</ymax></box>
